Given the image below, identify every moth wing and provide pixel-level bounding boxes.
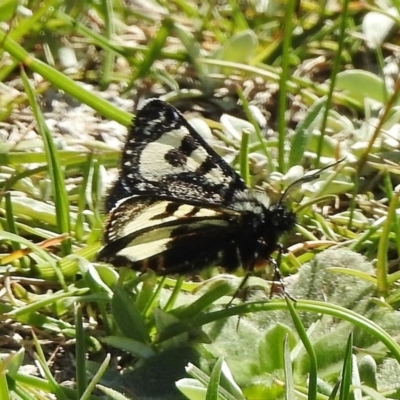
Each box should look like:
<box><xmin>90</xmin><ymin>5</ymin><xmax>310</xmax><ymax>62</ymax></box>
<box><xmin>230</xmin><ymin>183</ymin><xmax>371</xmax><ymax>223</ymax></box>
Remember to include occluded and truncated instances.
<box><xmin>98</xmin><ymin>195</ymin><xmax>244</xmax><ymax>274</ymax></box>
<box><xmin>106</xmin><ymin>99</ymin><xmax>247</xmax><ymax>211</ymax></box>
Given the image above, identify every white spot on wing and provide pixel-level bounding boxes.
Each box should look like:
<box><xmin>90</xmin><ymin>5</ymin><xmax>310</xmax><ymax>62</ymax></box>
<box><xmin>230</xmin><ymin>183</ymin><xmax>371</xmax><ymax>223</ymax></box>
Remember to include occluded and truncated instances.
<box><xmin>173</xmin><ymin>205</ymin><xmax>219</xmax><ymax>218</ymax></box>
<box><xmin>139</xmin><ymin>127</ymin><xmax>194</xmax><ymax>180</ymax></box>
<box><xmin>116</xmin><ymin>216</ymin><xmax>233</xmax><ymax>261</ymax></box>
<box><xmin>190</xmin><ymin>147</ymin><xmax>208</xmax><ymax>165</ymax></box>
<box><xmin>204</xmin><ymin>167</ymin><xmax>230</xmax><ymax>184</ymax></box>
<box><xmin>140</xmin><ymin>142</ymin><xmax>175</xmax><ymax>178</ymax></box>
<box><xmin>110</xmin><ymin>201</ymin><xmax>222</xmax><ymax>241</ymax></box>
<box><xmin>118</xmin><ymin>238</ymin><xmax>170</xmax><ymax>261</ymax></box>
<box><xmin>157</xmin><ymin>127</ymin><xmax>188</xmax><ymax>147</ymax></box>
<box><xmin>118</xmin><ymin>201</ymin><xmax>178</xmax><ymax>237</ymax></box>
<box><xmin>117</xmin><ymin>217</ymin><xmax>233</xmax><ymax>261</ymax></box>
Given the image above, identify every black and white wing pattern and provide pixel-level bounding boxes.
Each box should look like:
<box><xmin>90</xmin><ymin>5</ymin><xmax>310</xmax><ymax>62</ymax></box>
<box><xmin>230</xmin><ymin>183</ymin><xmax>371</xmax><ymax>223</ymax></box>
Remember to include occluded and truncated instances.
<box><xmin>98</xmin><ymin>98</ymin><xmax>296</xmax><ymax>275</ymax></box>
<box><xmin>104</xmin><ymin>98</ymin><xmax>247</xmax><ymax>212</ymax></box>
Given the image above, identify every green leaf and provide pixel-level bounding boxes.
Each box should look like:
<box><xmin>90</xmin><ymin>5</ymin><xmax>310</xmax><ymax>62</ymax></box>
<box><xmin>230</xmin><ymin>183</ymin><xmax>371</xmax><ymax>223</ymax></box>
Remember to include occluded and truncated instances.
<box><xmin>112</xmin><ymin>287</ymin><xmax>150</xmax><ymax>343</ymax></box>
<box><xmin>154</xmin><ymin>308</ymin><xmax>189</xmax><ymax>349</ymax></box>
<box><xmin>101</xmin><ymin>336</ymin><xmax>155</xmax><ymax>358</ymax></box>
<box><xmin>218</xmin><ymin>361</ymin><xmax>245</xmax><ymax>400</ymax></box>
<box><xmin>258</xmin><ymin>324</ymin><xmax>297</xmax><ymax>374</ymax></box>
<box><xmin>283</xmin><ymin>335</ymin><xmax>295</xmax><ymax>400</ymax></box>
<box><xmin>176</xmin><ymin>378</ymin><xmax>207</xmax><ymax>400</ymax></box>
<box><xmin>1</xmin><ymin>348</ymin><xmax>24</xmax><ymax>379</ymax></box>
<box><xmin>358</xmin><ymin>355</ymin><xmax>377</xmax><ymax>389</ymax></box>
<box><xmin>213</xmin><ymin>30</ymin><xmax>258</xmax><ymax>65</ymax></box>
<box><xmin>335</xmin><ymin>70</ymin><xmax>388</xmax><ymax>105</ymax></box>
<box><xmin>290</xmin><ymin>97</ymin><xmax>326</xmax><ymax>166</ymax></box>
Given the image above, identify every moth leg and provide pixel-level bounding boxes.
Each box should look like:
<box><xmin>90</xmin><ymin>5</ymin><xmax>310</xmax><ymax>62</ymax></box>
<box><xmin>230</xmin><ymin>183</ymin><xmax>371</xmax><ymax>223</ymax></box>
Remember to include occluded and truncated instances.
<box><xmin>270</xmin><ymin>245</ymin><xmax>296</xmax><ymax>301</ymax></box>
<box><xmin>225</xmin><ymin>272</ymin><xmax>253</xmax><ymax>331</ymax></box>
<box><xmin>225</xmin><ymin>272</ymin><xmax>252</xmax><ymax>308</ymax></box>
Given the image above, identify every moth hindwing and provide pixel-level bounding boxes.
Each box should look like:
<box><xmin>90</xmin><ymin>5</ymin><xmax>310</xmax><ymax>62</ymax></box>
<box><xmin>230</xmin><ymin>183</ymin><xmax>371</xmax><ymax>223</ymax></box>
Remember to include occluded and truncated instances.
<box><xmin>98</xmin><ymin>98</ymin><xmax>296</xmax><ymax>276</ymax></box>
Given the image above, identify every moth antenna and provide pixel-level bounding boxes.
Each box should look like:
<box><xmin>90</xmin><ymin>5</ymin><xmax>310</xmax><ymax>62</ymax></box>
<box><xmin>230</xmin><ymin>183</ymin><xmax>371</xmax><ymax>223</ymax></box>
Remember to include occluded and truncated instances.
<box><xmin>278</xmin><ymin>157</ymin><xmax>346</xmax><ymax>205</ymax></box>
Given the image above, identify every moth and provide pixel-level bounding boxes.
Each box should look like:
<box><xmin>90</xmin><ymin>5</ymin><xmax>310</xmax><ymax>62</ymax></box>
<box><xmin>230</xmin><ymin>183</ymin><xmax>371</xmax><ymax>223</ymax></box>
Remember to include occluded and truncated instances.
<box><xmin>98</xmin><ymin>98</ymin><xmax>298</xmax><ymax>278</ymax></box>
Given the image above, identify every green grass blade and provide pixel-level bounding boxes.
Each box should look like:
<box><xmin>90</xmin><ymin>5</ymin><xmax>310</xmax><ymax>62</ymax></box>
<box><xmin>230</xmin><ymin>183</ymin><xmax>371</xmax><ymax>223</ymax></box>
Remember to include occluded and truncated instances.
<box><xmin>132</xmin><ymin>18</ymin><xmax>174</xmax><ymax>82</ymax></box>
<box><xmin>99</xmin><ymin>0</ymin><xmax>116</xmax><ymax>89</ymax></box>
<box><xmin>7</xmin><ymin>0</ymin><xmax>59</xmax><ymax>43</ymax></box>
<box><xmin>338</xmin><ymin>333</ymin><xmax>353</xmax><ymax>400</ymax></box>
<box><xmin>0</xmin><ymin>355</ymin><xmax>11</xmax><ymax>400</ymax></box>
<box><xmin>4</xmin><ymin>193</ymin><xmax>28</xmax><ymax>269</ymax></box>
<box><xmin>0</xmin><ymin>231</ymin><xmax>67</xmax><ymax>286</ymax></box>
<box><xmin>315</xmin><ymin>0</ymin><xmax>350</xmax><ymax>165</ymax></box>
<box><xmin>278</xmin><ymin>0</ymin><xmax>297</xmax><ymax>172</ymax></box>
<box><xmin>163</xmin><ymin>276</ymin><xmax>184</xmax><ymax>312</ymax></box>
<box><xmin>32</xmin><ymin>331</ymin><xmax>69</xmax><ymax>400</ymax></box>
<box><xmin>80</xmin><ymin>354</ymin><xmax>111</xmax><ymax>400</ymax></box>
<box><xmin>157</xmin><ymin>299</ymin><xmax>400</xmax><ymax>363</ymax></box>
<box><xmin>0</xmin><ymin>30</ymin><xmax>131</xmax><ymax>126</ymax></box>
<box><xmin>75</xmin><ymin>303</ymin><xmax>87</xmax><ymax>397</ymax></box>
<box><xmin>5</xmin><ymin>288</ymin><xmax>88</xmax><ymax>318</ymax></box>
<box><xmin>20</xmin><ymin>66</ymin><xmax>72</xmax><ymax>255</ymax></box>
<box><xmin>206</xmin><ymin>356</ymin><xmax>223</xmax><ymax>400</ymax></box>
<box><xmin>376</xmin><ymin>185</ymin><xmax>399</xmax><ymax>296</ymax></box>
<box><xmin>285</xmin><ymin>297</ymin><xmax>317</xmax><ymax>400</ymax></box>
<box><xmin>239</xmin><ymin>130</ymin><xmax>250</xmax><ymax>185</ymax></box>
<box><xmin>226</xmin><ymin>0</ymin><xmax>248</xmax><ymax>31</ymax></box>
